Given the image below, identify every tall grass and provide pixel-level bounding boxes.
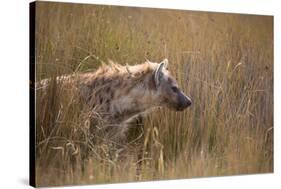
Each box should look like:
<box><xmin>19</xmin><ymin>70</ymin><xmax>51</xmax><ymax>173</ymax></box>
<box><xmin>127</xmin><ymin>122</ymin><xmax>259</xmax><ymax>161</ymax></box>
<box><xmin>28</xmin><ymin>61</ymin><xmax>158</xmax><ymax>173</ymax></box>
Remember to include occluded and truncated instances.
<box><xmin>34</xmin><ymin>2</ymin><xmax>273</xmax><ymax>187</ymax></box>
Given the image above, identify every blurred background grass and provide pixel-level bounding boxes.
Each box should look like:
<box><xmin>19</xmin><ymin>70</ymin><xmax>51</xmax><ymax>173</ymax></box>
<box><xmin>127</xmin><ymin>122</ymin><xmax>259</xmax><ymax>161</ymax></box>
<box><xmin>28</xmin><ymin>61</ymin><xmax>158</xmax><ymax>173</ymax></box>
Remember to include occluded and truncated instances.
<box><xmin>34</xmin><ymin>2</ymin><xmax>273</xmax><ymax>186</ymax></box>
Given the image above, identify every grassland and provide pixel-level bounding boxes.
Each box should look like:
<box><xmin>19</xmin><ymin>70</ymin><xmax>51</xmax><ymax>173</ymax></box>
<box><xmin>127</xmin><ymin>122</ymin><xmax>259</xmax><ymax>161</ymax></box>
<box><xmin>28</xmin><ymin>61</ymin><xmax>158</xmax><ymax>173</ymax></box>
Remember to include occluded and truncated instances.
<box><xmin>34</xmin><ymin>2</ymin><xmax>273</xmax><ymax>187</ymax></box>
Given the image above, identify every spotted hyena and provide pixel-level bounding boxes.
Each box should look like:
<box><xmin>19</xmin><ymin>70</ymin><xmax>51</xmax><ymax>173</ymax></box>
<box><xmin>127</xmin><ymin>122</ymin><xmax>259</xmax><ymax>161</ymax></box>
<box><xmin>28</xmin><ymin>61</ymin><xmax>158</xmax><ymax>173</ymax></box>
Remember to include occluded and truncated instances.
<box><xmin>37</xmin><ymin>59</ymin><xmax>191</xmax><ymax>135</ymax></box>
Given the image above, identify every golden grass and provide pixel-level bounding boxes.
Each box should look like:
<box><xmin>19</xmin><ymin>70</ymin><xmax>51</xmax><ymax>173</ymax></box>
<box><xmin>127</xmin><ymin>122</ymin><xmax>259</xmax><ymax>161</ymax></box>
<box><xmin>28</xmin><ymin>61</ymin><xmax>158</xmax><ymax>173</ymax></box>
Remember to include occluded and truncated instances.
<box><xmin>34</xmin><ymin>2</ymin><xmax>273</xmax><ymax>187</ymax></box>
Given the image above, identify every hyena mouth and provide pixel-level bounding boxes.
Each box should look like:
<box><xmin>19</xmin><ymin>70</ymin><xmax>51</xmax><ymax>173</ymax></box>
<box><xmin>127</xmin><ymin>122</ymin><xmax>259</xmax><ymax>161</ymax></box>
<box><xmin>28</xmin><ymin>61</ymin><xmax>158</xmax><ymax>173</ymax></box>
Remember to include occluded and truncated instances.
<box><xmin>175</xmin><ymin>106</ymin><xmax>188</xmax><ymax>111</ymax></box>
<box><xmin>167</xmin><ymin>103</ymin><xmax>188</xmax><ymax>111</ymax></box>
<box><xmin>176</xmin><ymin>99</ymin><xmax>192</xmax><ymax>111</ymax></box>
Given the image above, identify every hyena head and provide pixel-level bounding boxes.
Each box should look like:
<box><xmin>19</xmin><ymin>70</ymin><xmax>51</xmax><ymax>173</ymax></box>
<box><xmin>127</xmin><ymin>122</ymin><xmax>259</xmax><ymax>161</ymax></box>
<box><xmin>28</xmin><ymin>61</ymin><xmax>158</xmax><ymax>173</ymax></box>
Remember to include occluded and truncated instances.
<box><xmin>152</xmin><ymin>59</ymin><xmax>192</xmax><ymax>111</ymax></box>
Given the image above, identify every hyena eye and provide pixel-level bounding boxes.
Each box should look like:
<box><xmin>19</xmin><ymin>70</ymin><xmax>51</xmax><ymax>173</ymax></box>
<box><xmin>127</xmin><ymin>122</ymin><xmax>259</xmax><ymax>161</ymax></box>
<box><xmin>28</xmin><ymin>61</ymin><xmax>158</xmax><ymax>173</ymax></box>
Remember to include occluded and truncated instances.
<box><xmin>171</xmin><ymin>86</ymin><xmax>179</xmax><ymax>93</ymax></box>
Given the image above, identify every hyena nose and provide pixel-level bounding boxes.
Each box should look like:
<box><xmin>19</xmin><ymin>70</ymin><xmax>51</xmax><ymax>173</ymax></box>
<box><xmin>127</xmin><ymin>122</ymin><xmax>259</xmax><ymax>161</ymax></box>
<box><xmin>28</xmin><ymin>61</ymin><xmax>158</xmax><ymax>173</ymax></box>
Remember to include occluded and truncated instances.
<box><xmin>184</xmin><ymin>96</ymin><xmax>192</xmax><ymax>108</ymax></box>
<box><xmin>178</xmin><ymin>93</ymin><xmax>192</xmax><ymax>111</ymax></box>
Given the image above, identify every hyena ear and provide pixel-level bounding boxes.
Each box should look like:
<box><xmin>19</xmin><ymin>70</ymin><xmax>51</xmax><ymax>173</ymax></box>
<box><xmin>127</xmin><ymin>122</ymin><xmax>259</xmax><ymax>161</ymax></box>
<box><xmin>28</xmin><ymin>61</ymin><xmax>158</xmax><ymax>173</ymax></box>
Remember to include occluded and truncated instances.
<box><xmin>154</xmin><ymin>62</ymin><xmax>166</xmax><ymax>87</ymax></box>
<box><xmin>160</xmin><ymin>58</ymin><xmax>169</xmax><ymax>69</ymax></box>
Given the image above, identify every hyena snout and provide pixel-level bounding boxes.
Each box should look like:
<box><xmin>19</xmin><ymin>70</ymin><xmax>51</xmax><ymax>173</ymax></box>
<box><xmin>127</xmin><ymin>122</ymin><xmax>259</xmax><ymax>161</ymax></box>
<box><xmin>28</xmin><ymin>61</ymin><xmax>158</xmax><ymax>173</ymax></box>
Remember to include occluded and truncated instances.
<box><xmin>176</xmin><ymin>92</ymin><xmax>192</xmax><ymax>111</ymax></box>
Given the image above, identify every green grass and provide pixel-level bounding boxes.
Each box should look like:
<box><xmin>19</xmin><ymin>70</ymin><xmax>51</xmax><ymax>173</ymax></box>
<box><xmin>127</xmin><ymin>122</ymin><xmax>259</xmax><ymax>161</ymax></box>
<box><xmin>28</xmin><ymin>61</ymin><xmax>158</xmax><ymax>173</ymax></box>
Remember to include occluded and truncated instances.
<box><xmin>34</xmin><ymin>2</ymin><xmax>273</xmax><ymax>187</ymax></box>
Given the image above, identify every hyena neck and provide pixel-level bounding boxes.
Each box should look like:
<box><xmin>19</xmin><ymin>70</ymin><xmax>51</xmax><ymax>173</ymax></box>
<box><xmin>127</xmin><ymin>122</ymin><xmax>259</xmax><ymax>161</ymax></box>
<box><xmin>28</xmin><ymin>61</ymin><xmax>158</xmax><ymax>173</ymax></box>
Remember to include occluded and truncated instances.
<box><xmin>110</xmin><ymin>99</ymin><xmax>150</xmax><ymax>124</ymax></box>
<box><xmin>111</xmin><ymin>83</ymin><xmax>158</xmax><ymax>124</ymax></box>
